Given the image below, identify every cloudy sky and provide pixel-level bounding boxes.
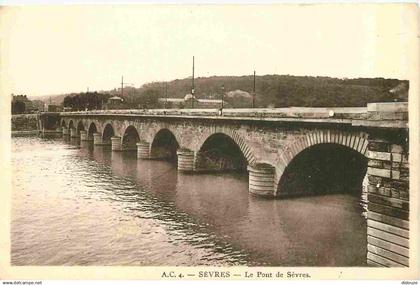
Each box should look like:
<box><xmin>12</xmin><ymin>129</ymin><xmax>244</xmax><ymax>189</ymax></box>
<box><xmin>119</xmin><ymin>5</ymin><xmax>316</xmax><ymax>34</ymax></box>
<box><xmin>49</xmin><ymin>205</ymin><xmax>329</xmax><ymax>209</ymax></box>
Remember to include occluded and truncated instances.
<box><xmin>0</xmin><ymin>4</ymin><xmax>417</xmax><ymax>96</ymax></box>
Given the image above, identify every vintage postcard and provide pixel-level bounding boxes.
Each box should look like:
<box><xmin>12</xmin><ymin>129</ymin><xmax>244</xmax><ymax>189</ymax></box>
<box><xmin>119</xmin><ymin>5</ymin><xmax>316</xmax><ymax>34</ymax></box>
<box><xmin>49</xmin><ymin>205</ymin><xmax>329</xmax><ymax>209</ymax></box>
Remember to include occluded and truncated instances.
<box><xmin>0</xmin><ymin>2</ymin><xmax>419</xmax><ymax>282</ymax></box>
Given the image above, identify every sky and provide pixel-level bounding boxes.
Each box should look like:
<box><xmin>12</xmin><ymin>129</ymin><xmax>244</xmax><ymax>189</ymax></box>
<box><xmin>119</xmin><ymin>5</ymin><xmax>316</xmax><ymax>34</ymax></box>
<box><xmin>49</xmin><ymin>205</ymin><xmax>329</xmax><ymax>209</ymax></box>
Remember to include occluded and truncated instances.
<box><xmin>0</xmin><ymin>4</ymin><xmax>417</xmax><ymax>96</ymax></box>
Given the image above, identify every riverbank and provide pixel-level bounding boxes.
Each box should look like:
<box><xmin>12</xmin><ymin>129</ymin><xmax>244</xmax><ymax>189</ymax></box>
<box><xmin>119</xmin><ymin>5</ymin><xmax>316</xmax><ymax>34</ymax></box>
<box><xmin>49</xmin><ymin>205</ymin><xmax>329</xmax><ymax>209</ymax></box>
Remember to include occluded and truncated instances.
<box><xmin>12</xmin><ymin>130</ymin><xmax>40</xmax><ymax>136</ymax></box>
<box><xmin>11</xmin><ymin>114</ymin><xmax>39</xmax><ymax>134</ymax></box>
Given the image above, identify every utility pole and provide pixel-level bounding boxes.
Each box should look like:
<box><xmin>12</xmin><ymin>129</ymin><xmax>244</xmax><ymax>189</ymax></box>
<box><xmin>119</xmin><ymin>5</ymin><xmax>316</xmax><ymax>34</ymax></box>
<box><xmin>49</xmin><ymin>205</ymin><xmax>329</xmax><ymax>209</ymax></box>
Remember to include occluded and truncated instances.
<box><xmin>119</xmin><ymin>76</ymin><xmax>134</xmax><ymax>106</ymax></box>
<box><xmin>191</xmin><ymin>56</ymin><xmax>195</xmax><ymax>109</ymax></box>
<box><xmin>221</xmin><ymin>84</ymin><xmax>225</xmax><ymax>114</ymax></box>
<box><xmin>252</xmin><ymin>70</ymin><xmax>256</xmax><ymax>108</ymax></box>
<box><xmin>165</xmin><ymin>82</ymin><xmax>168</xmax><ymax>109</ymax></box>
<box><xmin>121</xmin><ymin>76</ymin><xmax>124</xmax><ymax>98</ymax></box>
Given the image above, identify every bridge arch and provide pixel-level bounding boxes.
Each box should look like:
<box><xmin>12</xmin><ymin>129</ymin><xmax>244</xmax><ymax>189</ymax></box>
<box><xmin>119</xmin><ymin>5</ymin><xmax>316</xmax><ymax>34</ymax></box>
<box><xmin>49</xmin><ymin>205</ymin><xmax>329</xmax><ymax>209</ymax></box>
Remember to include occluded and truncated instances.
<box><xmin>275</xmin><ymin>130</ymin><xmax>369</xmax><ymax>197</ymax></box>
<box><xmin>150</xmin><ymin>128</ymin><xmax>179</xmax><ymax>162</ymax></box>
<box><xmin>61</xmin><ymin>120</ymin><xmax>66</xmax><ymax>128</ymax></box>
<box><xmin>87</xmin><ymin>122</ymin><xmax>98</xmax><ymax>140</ymax></box>
<box><xmin>195</xmin><ymin>129</ymin><xmax>256</xmax><ymax>166</ymax></box>
<box><xmin>121</xmin><ymin>125</ymin><xmax>140</xmax><ymax>150</ymax></box>
<box><xmin>196</xmin><ymin>132</ymin><xmax>251</xmax><ymax>172</ymax></box>
<box><xmin>68</xmin><ymin>120</ymin><xmax>75</xmax><ymax>130</ymax></box>
<box><xmin>76</xmin><ymin>121</ymin><xmax>85</xmax><ymax>135</ymax></box>
<box><xmin>102</xmin><ymin>123</ymin><xmax>115</xmax><ymax>145</ymax></box>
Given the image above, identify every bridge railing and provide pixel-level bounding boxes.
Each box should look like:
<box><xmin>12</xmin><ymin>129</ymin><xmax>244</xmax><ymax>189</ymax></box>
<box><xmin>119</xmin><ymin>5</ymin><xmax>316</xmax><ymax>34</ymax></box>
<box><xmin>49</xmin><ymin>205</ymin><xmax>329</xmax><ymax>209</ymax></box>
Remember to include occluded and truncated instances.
<box><xmin>60</xmin><ymin>106</ymin><xmax>368</xmax><ymax>118</ymax></box>
<box><xmin>59</xmin><ymin>102</ymin><xmax>407</xmax><ymax>125</ymax></box>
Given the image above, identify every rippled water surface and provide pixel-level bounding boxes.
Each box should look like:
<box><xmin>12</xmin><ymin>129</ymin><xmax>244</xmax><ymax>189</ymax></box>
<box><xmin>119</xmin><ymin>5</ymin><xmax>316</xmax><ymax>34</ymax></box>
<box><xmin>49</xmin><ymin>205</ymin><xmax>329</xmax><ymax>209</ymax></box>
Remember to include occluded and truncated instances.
<box><xmin>12</xmin><ymin>135</ymin><xmax>367</xmax><ymax>266</ymax></box>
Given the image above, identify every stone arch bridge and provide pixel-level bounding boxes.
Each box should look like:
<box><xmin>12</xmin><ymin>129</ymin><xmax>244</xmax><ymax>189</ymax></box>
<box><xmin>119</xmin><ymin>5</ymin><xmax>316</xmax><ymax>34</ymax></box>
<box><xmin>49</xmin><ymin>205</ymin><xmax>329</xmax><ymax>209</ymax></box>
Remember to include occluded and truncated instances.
<box><xmin>45</xmin><ymin>102</ymin><xmax>409</xmax><ymax>267</ymax></box>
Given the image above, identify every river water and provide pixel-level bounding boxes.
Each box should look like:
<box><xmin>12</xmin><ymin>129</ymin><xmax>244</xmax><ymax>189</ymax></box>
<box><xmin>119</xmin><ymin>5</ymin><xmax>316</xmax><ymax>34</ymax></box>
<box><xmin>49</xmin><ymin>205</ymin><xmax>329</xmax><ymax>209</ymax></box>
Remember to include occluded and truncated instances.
<box><xmin>11</xmin><ymin>135</ymin><xmax>367</xmax><ymax>266</ymax></box>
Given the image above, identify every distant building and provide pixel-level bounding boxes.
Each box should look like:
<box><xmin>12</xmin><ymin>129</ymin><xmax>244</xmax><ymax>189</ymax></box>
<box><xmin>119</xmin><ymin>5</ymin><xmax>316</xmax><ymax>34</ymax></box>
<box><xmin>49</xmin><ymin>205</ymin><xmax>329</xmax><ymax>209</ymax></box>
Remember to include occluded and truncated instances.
<box><xmin>31</xmin><ymin>100</ymin><xmax>45</xmax><ymax>112</ymax></box>
<box><xmin>105</xmin><ymin>96</ymin><xmax>126</xmax><ymax>110</ymax></box>
<box><xmin>11</xmin><ymin>94</ymin><xmax>39</xmax><ymax>114</ymax></box>
<box><xmin>158</xmin><ymin>98</ymin><xmax>185</xmax><ymax>108</ymax></box>
<box><xmin>194</xmin><ymin>98</ymin><xmax>225</xmax><ymax>108</ymax></box>
<box><xmin>47</xmin><ymin>104</ymin><xmax>62</xmax><ymax>112</ymax></box>
<box><xmin>389</xmin><ymin>82</ymin><xmax>409</xmax><ymax>102</ymax></box>
<box><xmin>158</xmin><ymin>94</ymin><xmax>228</xmax><ymax>109</ymax></box>
<box><xmin>108</xmin><ymin>96</ymin><xmax>124</xmax><ymax>104</ymax></box>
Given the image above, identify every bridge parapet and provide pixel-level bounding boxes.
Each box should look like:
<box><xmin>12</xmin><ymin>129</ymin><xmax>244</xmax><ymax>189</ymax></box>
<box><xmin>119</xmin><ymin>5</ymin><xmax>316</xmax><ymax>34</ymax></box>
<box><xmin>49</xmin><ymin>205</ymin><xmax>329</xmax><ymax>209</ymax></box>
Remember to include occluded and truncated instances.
<box><xmin>361</xmin><ymin>102</ymin><xmax>409</xmax><ymax>128</ymax></box>
<box><xmin>60</xmin><ymin>102</ymin><xmax>407</xmax><ymax>129</ymax></box>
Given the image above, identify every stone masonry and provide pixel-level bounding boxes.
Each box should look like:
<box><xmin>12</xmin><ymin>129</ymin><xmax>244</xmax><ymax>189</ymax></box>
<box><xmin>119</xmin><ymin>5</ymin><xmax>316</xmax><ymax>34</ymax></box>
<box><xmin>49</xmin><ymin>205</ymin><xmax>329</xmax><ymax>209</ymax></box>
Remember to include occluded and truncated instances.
<box><xmin>366</xmin><ymin>130</ymin><xmax>409</xmax><ymax>267</ymax></box>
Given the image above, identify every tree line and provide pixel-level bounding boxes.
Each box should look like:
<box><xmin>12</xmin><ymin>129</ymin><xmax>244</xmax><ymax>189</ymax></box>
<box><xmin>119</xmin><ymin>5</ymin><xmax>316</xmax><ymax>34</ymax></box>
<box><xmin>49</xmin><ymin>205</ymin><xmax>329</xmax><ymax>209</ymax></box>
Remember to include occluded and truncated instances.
<box><xmin>61</xmin><ymin>75</ymin><xmax>408</xmax><ymax>110</ymax></box>
<box><xmin>119</xmin><ymin>75</ymin><xmax>408</xmax><ymax>108</ymax></box>
<box><xmin>63</xmin><ymin>92</ymin><xmax>111</xmax><ymax>111</ymax></box>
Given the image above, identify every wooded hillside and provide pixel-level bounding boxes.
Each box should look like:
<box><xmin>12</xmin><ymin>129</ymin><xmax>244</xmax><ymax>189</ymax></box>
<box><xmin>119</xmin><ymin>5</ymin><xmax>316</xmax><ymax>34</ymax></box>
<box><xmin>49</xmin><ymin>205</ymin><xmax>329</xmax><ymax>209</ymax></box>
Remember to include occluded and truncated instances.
<box><xmin>38</xmin><ymin>75</ymin><xmax>409</xmax><ymax>109</ymax></box>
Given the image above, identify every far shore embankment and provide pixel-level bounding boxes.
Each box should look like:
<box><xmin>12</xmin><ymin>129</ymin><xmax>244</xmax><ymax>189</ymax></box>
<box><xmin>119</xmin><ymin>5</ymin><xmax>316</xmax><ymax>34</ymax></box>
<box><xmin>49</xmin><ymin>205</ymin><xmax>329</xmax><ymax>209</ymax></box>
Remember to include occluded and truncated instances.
<box><xmin>12</xmin><ymin>114</ymin><xmax>40</xmax><ymax>136</ymax></box>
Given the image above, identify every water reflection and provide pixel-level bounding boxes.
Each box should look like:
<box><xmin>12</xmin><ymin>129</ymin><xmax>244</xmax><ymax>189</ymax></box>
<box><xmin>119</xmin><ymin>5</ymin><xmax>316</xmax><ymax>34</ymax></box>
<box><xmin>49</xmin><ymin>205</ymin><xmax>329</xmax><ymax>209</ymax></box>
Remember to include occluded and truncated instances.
<box><xmin>11</xmin><ymin>136</ymin><xmax>366</xmax><ymax>266</ymax></box>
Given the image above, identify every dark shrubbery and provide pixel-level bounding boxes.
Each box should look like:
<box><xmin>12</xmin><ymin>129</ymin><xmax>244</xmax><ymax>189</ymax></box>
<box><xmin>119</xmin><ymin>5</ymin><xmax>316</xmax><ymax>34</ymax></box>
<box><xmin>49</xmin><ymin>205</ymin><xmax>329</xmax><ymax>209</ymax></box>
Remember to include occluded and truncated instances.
<box><xmin>63</xmin><ymin>92</ymin><xmax>111</xmax><ymax>111</ymax></box>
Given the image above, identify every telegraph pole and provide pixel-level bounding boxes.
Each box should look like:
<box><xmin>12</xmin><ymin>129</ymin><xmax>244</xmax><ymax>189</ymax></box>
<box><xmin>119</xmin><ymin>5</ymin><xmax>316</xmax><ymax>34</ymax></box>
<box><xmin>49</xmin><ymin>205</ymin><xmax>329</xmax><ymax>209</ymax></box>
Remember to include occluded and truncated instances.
<box><xmin>191</xmin><ymin>56</ymin><xmax>195</xmax><ymax>109</ymax></box>
<box><xmin>221</xmin><ymin>84</ymin><xmax>225</xmax><ymax>113</ymax></box>
<box><xmin>86</xmin><ymin>87</ymin><xmax>90</xmax><ymax>110</ymax></box>
<box><xmin>252</xmin><ymin>70</ymin><xmax>256</xmax><ymax>108</ymax></box>
<box><xmin>121</xmin><ymin>76</ymin><xmax>124</xmax><ymax>98</ymax></box>
<box><xmin>118</xmin><ymin>76</ymin><xmax>135</xmax><ymax>106</ymax></box>
<box><xmin>165</xmin><ymin>82</ymin><xmax>168</xmax><ymax>109</ymax></box>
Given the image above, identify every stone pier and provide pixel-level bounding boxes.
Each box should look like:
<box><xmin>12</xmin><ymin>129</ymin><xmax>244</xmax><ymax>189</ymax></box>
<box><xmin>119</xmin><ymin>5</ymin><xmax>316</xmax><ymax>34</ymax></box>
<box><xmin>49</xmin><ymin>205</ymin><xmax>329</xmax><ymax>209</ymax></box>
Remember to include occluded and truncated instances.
<box><xmin>80</xmin><ymin>130</ymin><xmax>88</xmax><ymax>141</ymax></box>
<box><xmin>62</xmin><ymin>127</ymin><xmax>69</xmax><ymax>136</ymax></box>
<box><xmin>247</xmin><ymin>163</ymin><xmax>276</xmax><ymax>196</ymax></box>
<box><xmin>70</xmin><ymin>128</ymin><xmax>78</xmax><ymax>138</ymax></box>
<box><xmin>177</xmin><ymin>149</ymin><xmax>195</xmax><ymax>172</ymax></box>
<box><xmin>111</xmin><ymin>136</ymin><xmax>122</xmax><ymax>151</ymax></box>
<box><xmin>136</xmin><ymin>142</ymin><xmax>150</xmax><ymax>159</ymax></box>
<box><xmin>93</xmin><ymin>133</ymin><xmax>104</xmax><ymax>145</ymax></box>
<box><xmin>366</xmin><ymin>132</ymin><xmax>409</xmax><ymax>267</ymax></box>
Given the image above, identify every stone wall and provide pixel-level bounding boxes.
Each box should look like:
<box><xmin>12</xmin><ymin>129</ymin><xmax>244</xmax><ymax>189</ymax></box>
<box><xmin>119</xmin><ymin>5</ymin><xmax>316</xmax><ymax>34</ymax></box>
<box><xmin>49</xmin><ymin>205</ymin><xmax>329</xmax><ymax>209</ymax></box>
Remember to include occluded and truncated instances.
<box><xmin>366</xmin><ymin>129</ymin><xmax>409</xmax><ymax>267</ymax></box>
<box><xmin>11</xmin><ymin>114</ymin><xmax>39</xmax><ymax>131</ymax></box>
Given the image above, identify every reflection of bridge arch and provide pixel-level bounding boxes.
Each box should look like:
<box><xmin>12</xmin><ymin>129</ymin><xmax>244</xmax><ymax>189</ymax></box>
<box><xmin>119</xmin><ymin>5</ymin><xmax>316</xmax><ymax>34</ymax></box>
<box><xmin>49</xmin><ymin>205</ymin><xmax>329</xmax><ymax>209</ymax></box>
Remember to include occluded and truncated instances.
<box><xmin>275</xmin><ymin>130</ymin><xmax>368</xmax><ymax>196</ymax></box>
<box><xmin>151</xmin><ymin>128</ymin><xmax>179</xmax><ymax>161</ymax></box>
<box><xmin>122</xmin><ymin>125</ymin><xmax>140</xmax><ymax>150</ymax></box>
<box><xmin>102</xmin><ymin>123</ymin><xmax>115</xmax><ymax>145</ymax></box>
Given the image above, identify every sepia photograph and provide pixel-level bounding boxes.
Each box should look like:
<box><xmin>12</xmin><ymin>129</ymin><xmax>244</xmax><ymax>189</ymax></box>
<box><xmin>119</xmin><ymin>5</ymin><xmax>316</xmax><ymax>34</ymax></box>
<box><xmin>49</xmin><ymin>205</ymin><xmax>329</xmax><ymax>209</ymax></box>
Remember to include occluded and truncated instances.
<box><xmin>0</xmin><ymin>2</ymin><xmax>419</xmax><ymax>282</ymax></box>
